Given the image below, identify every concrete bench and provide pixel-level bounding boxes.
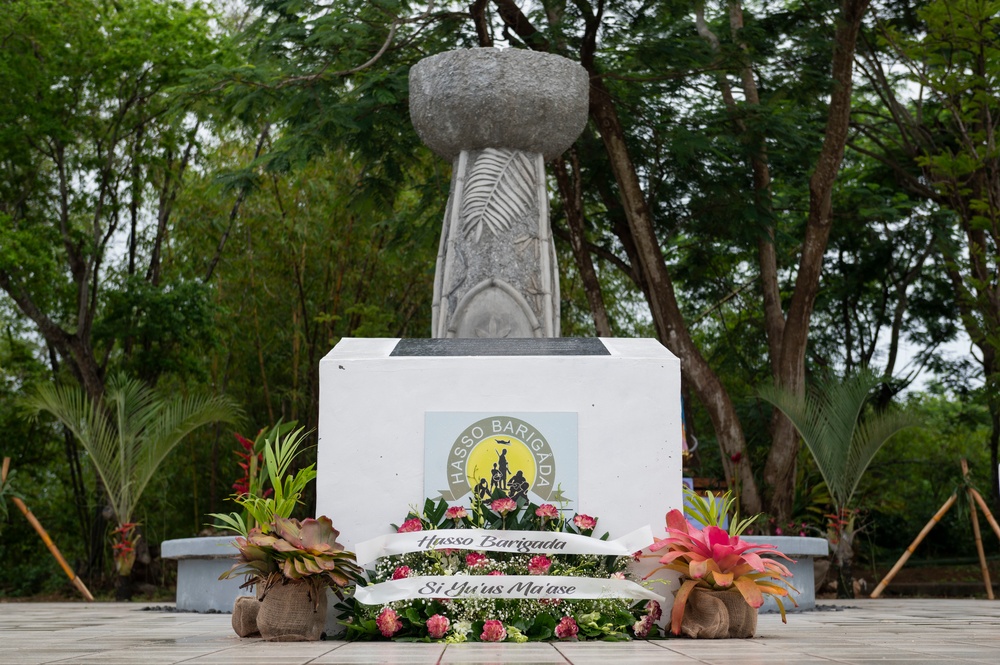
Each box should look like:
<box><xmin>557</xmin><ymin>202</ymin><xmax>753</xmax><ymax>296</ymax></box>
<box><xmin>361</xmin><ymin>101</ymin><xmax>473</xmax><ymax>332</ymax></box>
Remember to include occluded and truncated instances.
<box><xmin>743</xmin><ymin>535</ymin><xmax>829</xmax><ymax>612</ymax></box>
<box><xmin>161</xmin><ymin>536</ymin><xmax>252</xmax><ymax>612</ymax></box>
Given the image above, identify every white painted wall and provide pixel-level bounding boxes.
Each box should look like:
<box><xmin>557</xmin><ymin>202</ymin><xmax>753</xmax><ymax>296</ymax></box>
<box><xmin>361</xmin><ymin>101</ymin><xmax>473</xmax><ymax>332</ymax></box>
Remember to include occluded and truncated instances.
<box><xmin>316</xmin><ymin>338</ymin><xmax>682</xmax><ymax>593</ymax></box>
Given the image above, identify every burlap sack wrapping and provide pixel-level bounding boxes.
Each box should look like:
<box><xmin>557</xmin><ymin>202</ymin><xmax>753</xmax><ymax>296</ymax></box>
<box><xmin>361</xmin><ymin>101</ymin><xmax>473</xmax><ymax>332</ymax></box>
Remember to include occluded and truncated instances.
<box><xmin>232</xmin><ymin>596</ymin><xmax>260</xmax><ymax>638</ymax></box>
<box><xmin>715</xmin><ymin>588</ymin><xmax>758</xmax><ymax>638</ymax></box>
<box><xmin>680</xmin><ymin>588</ymin><xmax>757</xmax><ymax>639</ymax></box>
<box><xmin>256</xmin><ymin>580</ymin><xmax>327</xmax><ymax>641</ymax></box>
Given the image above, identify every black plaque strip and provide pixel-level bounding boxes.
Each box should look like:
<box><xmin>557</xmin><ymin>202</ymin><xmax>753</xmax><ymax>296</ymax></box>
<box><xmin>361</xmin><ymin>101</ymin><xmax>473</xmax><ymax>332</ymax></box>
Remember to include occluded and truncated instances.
<box><xmin>390</xmin><ymin>338</ymin><xmax>609</xmax><ymax>357</ymax></box>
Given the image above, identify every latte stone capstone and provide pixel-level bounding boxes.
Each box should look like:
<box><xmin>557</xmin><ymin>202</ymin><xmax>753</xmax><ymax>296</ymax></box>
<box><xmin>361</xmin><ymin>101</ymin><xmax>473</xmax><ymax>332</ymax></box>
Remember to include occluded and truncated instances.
<box><xmin>409</xmin><ymin>48</ymin><xmax>589</xmax><ymax>338</ymax></box>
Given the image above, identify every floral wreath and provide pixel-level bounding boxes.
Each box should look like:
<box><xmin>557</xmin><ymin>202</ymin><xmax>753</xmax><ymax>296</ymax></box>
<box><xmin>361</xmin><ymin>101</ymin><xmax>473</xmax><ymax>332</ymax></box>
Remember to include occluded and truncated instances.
<box><xmin>340</xmin><ymin>496</ymin><xmax>663</xmax><ymax>641</ymax></box>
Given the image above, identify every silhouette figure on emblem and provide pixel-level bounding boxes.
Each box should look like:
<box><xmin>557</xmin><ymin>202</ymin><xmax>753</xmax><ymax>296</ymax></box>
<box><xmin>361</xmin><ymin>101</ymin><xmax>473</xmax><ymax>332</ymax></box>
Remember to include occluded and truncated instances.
<box><xmin>490</xmin><ymin>463</ymin><xmax>503</xmax><ymax>492</ymax></box>
<box><xmin>508</xmin><ymin>470</ymin><xmax>529</xmax><ymax>502</ymax></box>
<box><xmin>496</xmin><ymin>447</ymin><xmax>510</xmax><ymax>491</ymax></box>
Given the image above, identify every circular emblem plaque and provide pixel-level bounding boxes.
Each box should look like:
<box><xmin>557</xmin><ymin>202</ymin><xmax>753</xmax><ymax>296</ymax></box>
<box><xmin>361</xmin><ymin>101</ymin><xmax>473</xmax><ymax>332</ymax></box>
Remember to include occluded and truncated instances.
<box><xmin>446</xmin><ymin>416</ymin><xmax>557</xmax><ymax>502</ymax></box>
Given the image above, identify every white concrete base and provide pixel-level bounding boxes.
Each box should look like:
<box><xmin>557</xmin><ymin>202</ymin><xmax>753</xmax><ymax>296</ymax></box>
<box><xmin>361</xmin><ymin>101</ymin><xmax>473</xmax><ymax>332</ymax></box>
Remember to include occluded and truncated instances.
<box><xmin>316</xmin><ymin>337</ymin><xmax>683</xmax><ymax>597</ymax></box>
<box><xmin>742</xmin><ymin>535</ymin><xmax>829</xmax><ymax>613</ymax></box>
<box><xmin>317</xmin><ymin>338</ymin><xmax>682</xmax><ymax>545</ymax></box>
<box><xmin>161</xmin><ymin>536</ymin><xmax>252</xmax><ymax>612</ymax></box>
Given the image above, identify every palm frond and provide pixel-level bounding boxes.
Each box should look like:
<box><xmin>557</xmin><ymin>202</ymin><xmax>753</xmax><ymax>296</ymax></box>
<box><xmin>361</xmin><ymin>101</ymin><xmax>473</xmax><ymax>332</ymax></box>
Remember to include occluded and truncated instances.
<box><xmin>129</xmin><ymin>391</ymin><xmax>239</xmax><ymax>514</ymax></box>
<box><xmin>22</xmin><ymin>373</ymin><xmax>239</xmax><ymax>526</ymax></box>
<box><xmin>759</xmin><ymin>368</ymin><xmax>916</xmax><ymax>511</ymax></box>
<box><xmin>843</xmin><ymin>408</ymin><xmax>916</xmax><ymax>507</ymax></box>
<box><xmin>22</xmin><ymin>382</ymin><xmax>125</xmax><ymax>517</ymax></box>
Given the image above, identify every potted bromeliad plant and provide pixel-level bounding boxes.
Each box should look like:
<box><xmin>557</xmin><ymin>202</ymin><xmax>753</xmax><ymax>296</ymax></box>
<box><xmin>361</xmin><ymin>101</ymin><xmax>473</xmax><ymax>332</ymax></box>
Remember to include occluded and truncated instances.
<box><xmin>211</xmin><ymin>427</ymin><xmax>361</xmax><ymax>641</ymax></box>
<box><xmin>648</xmin><ymin>490</ymin><xmax>796</xmax><ymax>638</ymax></box>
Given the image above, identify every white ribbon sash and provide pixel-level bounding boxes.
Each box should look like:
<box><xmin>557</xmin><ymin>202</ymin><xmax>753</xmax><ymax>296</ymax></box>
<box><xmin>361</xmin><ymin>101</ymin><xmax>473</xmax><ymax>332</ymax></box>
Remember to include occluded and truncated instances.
<box><xmin>355</xmin><ymin>525</ymin><xmax>653</xmax><ymax>566</ymax></box>
<box><xmin>354</xmin><ymin>574</ymin><xmax>664</xmax><ymax>605</ymax></box>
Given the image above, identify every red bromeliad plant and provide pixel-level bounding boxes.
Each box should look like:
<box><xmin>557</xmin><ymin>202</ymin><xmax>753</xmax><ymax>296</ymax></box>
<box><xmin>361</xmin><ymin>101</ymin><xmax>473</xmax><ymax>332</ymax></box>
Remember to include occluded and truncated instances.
<box><xmin>649</xmin><ymin>507</ymin><xmax>797</xmax><ymax>634</ymax></box>
<box><xmin>111</xmin><ymin>522</ymin><xmax>139</xmax><ymax>576</ymax></box>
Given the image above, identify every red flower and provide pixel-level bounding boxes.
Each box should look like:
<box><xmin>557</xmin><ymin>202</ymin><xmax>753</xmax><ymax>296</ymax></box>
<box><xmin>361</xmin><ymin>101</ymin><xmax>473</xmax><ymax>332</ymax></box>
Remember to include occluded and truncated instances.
<box><xmin>480</xmin><ymin>619</ymin><xmax>507</xmax><ymax>642</ymax></box>
<box><xmin>573</xmin><ymin>514</ymin><xmax>597</xmax><ymax>530</ymax></box>
<box><xmin>397</xmin><ymin>518</ymin><xmax>423</xmax><ymax>533</ymax></box>
<box><xmin>535</xmin><ymin>504</ymin><xmax>559</xmax><ymax>519</ymax></box>
<box><xmin>528</xmin><ymin>555</ymin><xmax>552</xmax><ymax>575</ymax></box>
<box><xmin>646</xmin><ymin>599</ymin><xmax>662</xmax><ymax>622</ymax></box>
<box><xmin>490</xmin><ymin>498</ymin><xmax>517</xmax><ymax>515</ymax></box>
<box><xmin>633</xmin><ymin>614</ymin><xmax>654</xmax><ymax>638</ymax></box>
<box><xmin>465</xmin><ymin>552</ymin><xmax>489</xmax><ymax>567</ymax></box>
<box><xmin>426</xmin><ymin>614</ymin><xmax>450</xmax><ymax>639</ymax></box>
<box><xmin>555</xmin><ymin>616</ymin><xmax>579</xmax><ymax>639</ymax></box>
<box><xmin>391</xmin><ymin>566</ymin><xmax>410</xmax><ymax>580</ymax></box>
<box><xmin>234</xmin><ymin>432</ymin><xmax>255</xmax><ymax>452</ymax></box>
<box><xmin>376</xmin><ymin>607</ymin><xmax>402</xmax><ymax>637</ymax></box>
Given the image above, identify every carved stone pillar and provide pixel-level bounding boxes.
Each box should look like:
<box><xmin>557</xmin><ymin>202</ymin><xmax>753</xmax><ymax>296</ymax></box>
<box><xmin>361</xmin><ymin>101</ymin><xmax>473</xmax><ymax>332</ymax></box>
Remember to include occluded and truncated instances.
<box><xmin>409</xmin><ymin>48</ymin><xmax>589</xmax><ymax>338</ymax></box>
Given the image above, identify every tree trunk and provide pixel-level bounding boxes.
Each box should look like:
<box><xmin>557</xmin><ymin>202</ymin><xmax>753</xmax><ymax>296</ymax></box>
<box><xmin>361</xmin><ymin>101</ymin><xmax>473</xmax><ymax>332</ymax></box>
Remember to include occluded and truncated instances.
<box><xmin>834</xmin><ymin>526</ymin><xmax>855</xmax><ymax>599</ymax></box>
<box><xmin>553</xmin><ymin>151</ymin><xmax>613</xmax><ymax>336</ymax></box>
<box><xmin>763</xmin><ymin>0</ymin><xmax>871</xmax><ymax>520</ymax></box>
<box><xmin>587</xmin><ymin>73</ymin><xmax>761</xmax><ymax>515</ymax></box>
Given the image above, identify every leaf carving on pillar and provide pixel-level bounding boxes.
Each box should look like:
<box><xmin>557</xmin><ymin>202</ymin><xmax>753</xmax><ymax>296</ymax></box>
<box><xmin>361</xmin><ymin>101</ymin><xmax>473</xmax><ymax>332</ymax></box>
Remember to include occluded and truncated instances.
<box><xmin>460</xmin><ymin>148</ymin><xmax>535</xmax><ymax>242</ymax></box>
<box><xmin>475</xmin><ymin>316</ymin><xmax>512</xmax><ymax>338</ymax></box>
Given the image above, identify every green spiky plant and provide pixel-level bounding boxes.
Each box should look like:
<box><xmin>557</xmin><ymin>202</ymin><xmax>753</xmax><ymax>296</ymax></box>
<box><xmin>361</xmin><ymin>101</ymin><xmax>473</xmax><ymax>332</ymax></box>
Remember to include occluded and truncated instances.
<box><xmin>210</xmin><ymin>426</ymin><xmax>317</xmax><ymax>537</ymax></box>
<box><xmin>684</xmin><ymin>489</ymin><xmax>757</xmax><ymax>537</ymax></box>
<box><xmin>758</xmin><ymin>367</ymin><xmax>917</xmax><ymax>598</ymax></box>
<box><xmin>22</xmin><ymin>373</ymin><xmax>239</xmax><ymax>594</ymax></box>
<box><xmin>211</xmin><ymin>427</ymin><xmax>360</xmax><ymax>598</ymax></box>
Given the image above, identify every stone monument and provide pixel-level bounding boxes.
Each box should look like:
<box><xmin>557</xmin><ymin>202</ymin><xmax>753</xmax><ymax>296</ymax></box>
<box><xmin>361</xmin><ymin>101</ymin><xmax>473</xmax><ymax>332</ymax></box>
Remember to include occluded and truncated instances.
<box><xmin>409</xmin><ymin>48</ymin><xmax>589</xmax><ymax>338</ymax></box>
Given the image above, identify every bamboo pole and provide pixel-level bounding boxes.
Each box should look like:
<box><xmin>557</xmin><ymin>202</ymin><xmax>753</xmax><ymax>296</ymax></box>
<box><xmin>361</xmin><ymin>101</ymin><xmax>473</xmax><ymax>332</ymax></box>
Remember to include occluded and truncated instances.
<box><xmin>870</xmin><ymin>492</ymin><xmax>958</xmax><ymax>599</ymax></box>
<box><xmin>2</xmin><ymin>457</ymin><xmax>95</xmax><ymax>601</ymax></box>
<box><xmin>969</xmin><ymin>487</ymin><xmax>1000</xmax><ymax>542</ymax></box>
<box><xmin>963</xmin><ymin>460</ymin><xmax>994</xmax><ymax>600</ymax></box>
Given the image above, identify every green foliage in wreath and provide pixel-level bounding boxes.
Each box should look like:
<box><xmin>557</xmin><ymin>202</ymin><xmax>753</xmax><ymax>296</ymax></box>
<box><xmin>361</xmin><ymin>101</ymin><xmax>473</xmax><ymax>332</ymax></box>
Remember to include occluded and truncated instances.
<box><xmin>339</xmin><ymin>496</ymin><xmax>664</xmax><ymax>642</ymax></box>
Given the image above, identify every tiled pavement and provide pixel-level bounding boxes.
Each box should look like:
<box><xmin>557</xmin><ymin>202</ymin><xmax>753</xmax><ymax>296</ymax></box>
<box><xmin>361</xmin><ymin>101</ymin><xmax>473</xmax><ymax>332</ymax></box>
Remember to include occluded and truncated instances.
<box><xmin>1</xmin><ymin>599</ymin><xmax>998</xmax><ymax>664</ymax></box>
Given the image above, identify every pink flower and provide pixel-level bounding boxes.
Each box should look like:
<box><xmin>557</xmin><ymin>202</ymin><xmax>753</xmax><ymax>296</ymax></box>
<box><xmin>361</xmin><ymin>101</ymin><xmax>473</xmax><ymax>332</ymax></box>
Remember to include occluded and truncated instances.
<box><xmin>445</xmin><ymin>506</ymin><xmax>468</xmax><ymax>520</ymax></box>
<box><xmin>646</xmin><ymin>599</ymin><xmax>662</xmax><ymax>622</ymax></box>
<box><xmin>397</xmin><ymin>518</ymin><xmax>423</xmax><ymax>533</ymax></box>
<box><xmin>775</xmin><ymin>526</ymin><xmax>784</xmax><ymax>536</ymax></box>
<box><xmin>573</xmin><ymin>514</ymin><xmax>597</xmax><ymax>530</ymax></box>
<box><xmin>633</xmin><ymin>614</ymin><xmax>653</xmax><ymax>638</ymax></box>
<box><xmin>466</xmin><ymin>552</ymin><xmax>489</xmax><ymax>567</ymax></box>
<box><xmin>488</xmin><ymin>570</ymin><xmax>504</xmax><ymax>576</ymax></box>
<box><xmin>491</xmin><ymin>498</ymin><xmax>517</xmax><ymax>514</ymax></box>
<box><xmin>610</xmin><ymin>571</ymin><xmax>626</xmax><ymax>580</ymax></box>
<box><xmin>391</xmin><ymin>566</ymin><xmax>410</xmax><ymax>580</ymax></box>
<box><xmin>554</xmin><ymin>616</ymin><xmax>579</xmax><ymax>639</ymax></box>
<box><xmin>376</xmin><ymin>607</ymin><xmax>402</xmax><ymax>637</ymax></box>
<box><xmin>528</xmin><ymin>555</ymin><xmax>552</xmax><ymax>575</ymax></box>
<box><xmin>480</xmin><ymin>619</ymin><xmax>507</xmax><ymax>642</ymax></box>
<box><xmin>535</xmin><ymin>504</ymin><xmax>559</xmax><ymax>518</ymax></box>
<box><xmin>426</xmin><ymin>614</ymin><xmax>450</xmax><ymax>639</ymax></box>
<box><xmin>436</xmin><ymin>548</ymin><xmax>458</xmax><ymax>555</ymax></box>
